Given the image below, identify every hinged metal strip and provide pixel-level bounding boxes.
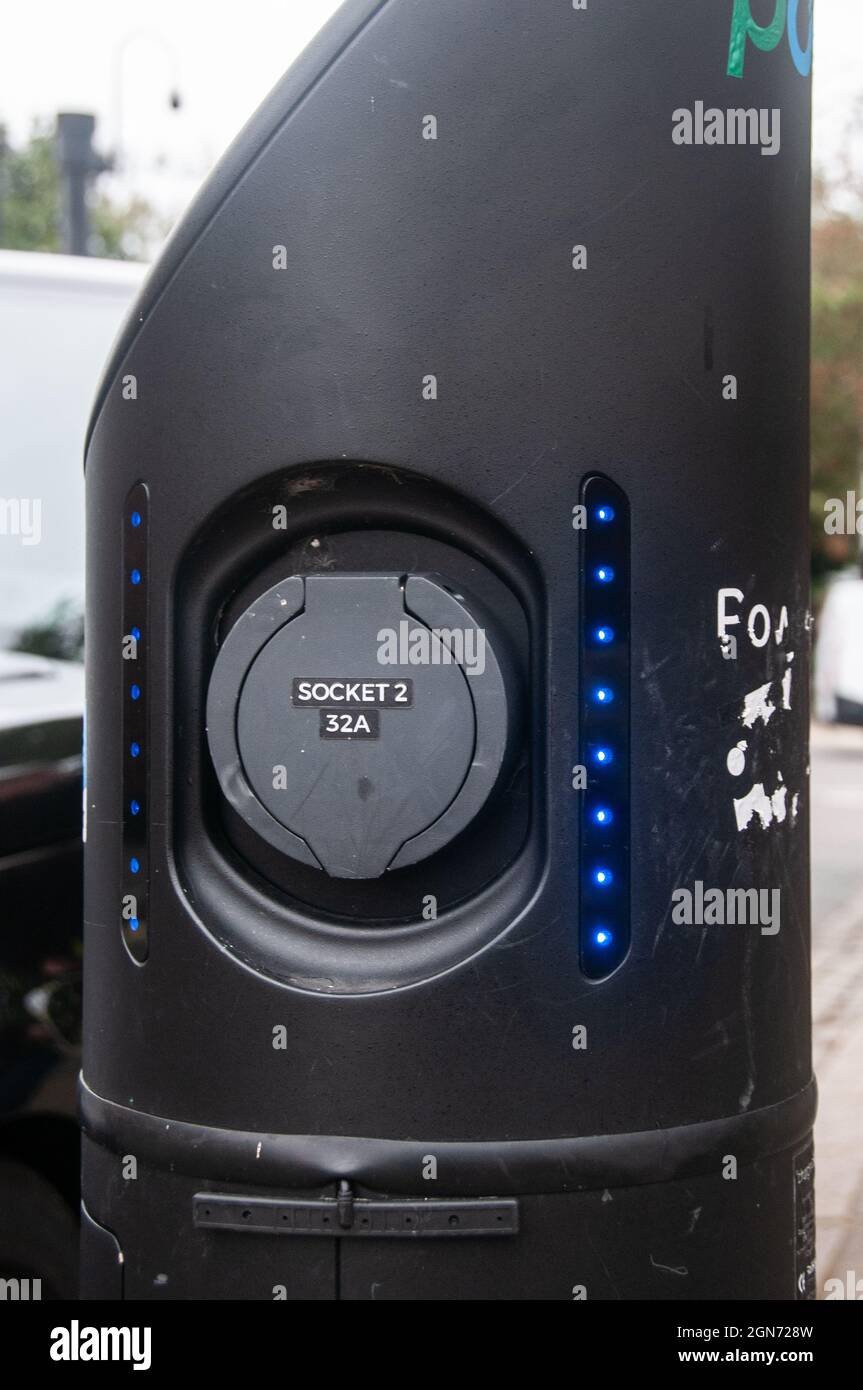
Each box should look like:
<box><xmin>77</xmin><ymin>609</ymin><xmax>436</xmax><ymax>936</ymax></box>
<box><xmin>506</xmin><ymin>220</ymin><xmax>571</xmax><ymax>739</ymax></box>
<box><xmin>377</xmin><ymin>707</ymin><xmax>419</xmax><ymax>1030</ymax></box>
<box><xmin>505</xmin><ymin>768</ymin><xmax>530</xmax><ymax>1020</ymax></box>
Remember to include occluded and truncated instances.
<box><xmin>193</xmin><ymin>1192</ymin><xmax>519</xmax><ymax>1238</ymax></box>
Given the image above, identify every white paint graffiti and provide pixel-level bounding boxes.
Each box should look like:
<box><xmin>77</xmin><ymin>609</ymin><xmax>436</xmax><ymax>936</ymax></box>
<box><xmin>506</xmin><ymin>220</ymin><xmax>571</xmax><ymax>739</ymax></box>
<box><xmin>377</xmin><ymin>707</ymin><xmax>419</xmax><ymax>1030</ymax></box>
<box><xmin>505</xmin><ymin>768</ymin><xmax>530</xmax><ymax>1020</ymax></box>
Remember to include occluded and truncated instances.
<box><xmin>782</xmin><ymin>652</ymin><xmax>794</xmax><ymax>710</ymax></box>
<box><xmin>741</xmin><ymin>681</ymin><xmax>776</xmax><ymax>729</ymax></box>
<box><xmin>729</xmin><ymin>660</ymin><xmax>798</xmax><ymax>832</ymax></box>
<box><xmin>733</xmin><ymin>778</ymin><xmax>788</xmax><ymax>832</ymax></box>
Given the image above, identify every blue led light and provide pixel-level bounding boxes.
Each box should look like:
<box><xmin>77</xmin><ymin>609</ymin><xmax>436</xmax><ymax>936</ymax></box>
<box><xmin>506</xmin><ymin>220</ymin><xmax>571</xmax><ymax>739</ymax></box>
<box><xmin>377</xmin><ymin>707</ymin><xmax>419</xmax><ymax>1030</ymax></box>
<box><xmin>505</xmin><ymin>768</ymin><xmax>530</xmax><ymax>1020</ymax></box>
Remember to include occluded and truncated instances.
<box><xmin>594</xmin><ymin>626</ymin><xmax>614</xmax><ymax>645</ymax></box>
<box><xmin>131</xmin><ymin>625</ymin><xmax>141</xmax><ymax>642</ymax></box>
<box><xmin>130</xmin><ymin>857</ymin><xmax>140</xmax><ymax>874</ymax></box>
<box><xmin>593</xmin><ymin>746</ymin><xmax>613</xmax><ymax>766</ymax></box>
<box><xmin>131</xmin><ymin>510</ymin><xmax>142</xmax><ymax>528</ymax></box>
<box><xmin>593</xmin><ymin>867</ymin><xmax>613</xmax><ymax>887</ymax></box>
<box><xmin>595</xmin><ymin>566</ymin><xmax>615</xmax><ymax>583</ymax></box>
<box><xmin>130</xmin><ymin>568</ymin><xmax>142</xmax><ymax>586</ymax></box>
<box><xmin>592</xmin><ymin>806</ymin><xmax>613</xmax><ymax>826</ymax></box>
<box><xmin>593</xmin><ymin>686</ymin><xmax>614</xmax><ymax>704</ymax></box>
<box><xmin>130</xmin><ymin>683</ymin><xmax>141</xmax><ymax>701</ymax></box>
<box><xmin>129</xmin><ymin>799</ymin><xmax>141</xmax><ymax>816</ymax></box>
<box><xmin>130</xmin><ymin>917</ymin><xmax>140</xmax><ymax>932</ymax></box>
<box><xmin>595</xmin><ymin>505</ymin><xmax>615</xmax><ymax>523</ymax></box>
<box><xmin>593</xmin><ymin>928</ymin><xmax>613</xmax><ymax>947</ymax></box>
<box><xmin>130</xmin><ymin>741</ymin><xmax>141</xmax><ymax>758</ymax></box>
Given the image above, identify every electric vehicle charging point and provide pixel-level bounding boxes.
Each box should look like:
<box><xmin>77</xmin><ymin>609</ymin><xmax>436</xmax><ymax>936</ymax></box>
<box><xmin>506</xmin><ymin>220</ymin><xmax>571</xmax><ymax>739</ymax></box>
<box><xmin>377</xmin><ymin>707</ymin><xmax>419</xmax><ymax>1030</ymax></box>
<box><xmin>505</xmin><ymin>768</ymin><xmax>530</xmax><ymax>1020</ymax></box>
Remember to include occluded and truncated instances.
<box><xmin>82</xmin><ymin>0</ymin><xmax>815</xmax><ymax>1300</ymax></box>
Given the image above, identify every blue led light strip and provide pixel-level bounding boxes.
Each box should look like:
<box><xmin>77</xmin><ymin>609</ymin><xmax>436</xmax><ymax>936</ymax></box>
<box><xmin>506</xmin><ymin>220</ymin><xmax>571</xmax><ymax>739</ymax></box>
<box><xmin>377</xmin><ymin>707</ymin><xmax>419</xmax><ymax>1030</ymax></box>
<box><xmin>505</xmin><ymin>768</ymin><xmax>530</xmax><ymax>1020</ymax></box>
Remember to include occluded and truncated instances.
<box><xmin>580</xmin><ymin>475</ymin><xmax>630</xmax><ymax>978</ymax></box>
<box><xmin>122</xmin><ymin>482</ymin><xmax>149</xmax><ymax>963</ymax></box>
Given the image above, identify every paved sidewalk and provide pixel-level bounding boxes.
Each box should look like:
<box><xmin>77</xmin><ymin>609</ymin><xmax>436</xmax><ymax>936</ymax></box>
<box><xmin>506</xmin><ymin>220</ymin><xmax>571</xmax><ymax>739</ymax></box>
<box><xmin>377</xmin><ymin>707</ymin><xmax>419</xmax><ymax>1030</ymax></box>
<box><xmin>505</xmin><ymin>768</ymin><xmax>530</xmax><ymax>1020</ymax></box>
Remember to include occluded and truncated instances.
<box><xmin>811</xmin><ymin>722</ymin><xmax>863</xmax><ymax>1293</ymax></box>
<box><xmin>813</xmin><ymin>888</ymin><xmax>863</xmax><ymax>1287</ymax></box>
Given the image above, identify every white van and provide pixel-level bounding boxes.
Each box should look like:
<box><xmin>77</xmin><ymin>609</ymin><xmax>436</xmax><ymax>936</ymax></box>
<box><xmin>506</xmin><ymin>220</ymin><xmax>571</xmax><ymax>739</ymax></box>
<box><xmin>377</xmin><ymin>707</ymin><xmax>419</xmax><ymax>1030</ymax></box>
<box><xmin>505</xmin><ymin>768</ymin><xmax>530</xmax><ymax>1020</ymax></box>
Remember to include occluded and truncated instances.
<box><xmin>0</xmin><ymin>249</ymin><xmax>148</xmax><ymax>650</ymax></box>
<box><xmin>0</xmin><ymin>250</ymin><xmax>146</xmax><ymax>1298</ymax></box>
<box><xmin>815</xmin><ymin>569</ymin><xmax>863</xmax><ymax>726</ymax></box>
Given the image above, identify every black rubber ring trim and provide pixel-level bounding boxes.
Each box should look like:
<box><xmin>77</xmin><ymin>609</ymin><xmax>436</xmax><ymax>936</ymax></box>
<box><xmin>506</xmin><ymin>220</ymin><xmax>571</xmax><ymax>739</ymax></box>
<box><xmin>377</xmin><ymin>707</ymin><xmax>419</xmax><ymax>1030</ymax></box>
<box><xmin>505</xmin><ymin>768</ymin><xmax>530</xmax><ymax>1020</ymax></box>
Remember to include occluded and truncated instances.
<box><xmin>79</xmin><ymin>1075</ymin><xmax>817</xmax><ymax>1197</ymax></box>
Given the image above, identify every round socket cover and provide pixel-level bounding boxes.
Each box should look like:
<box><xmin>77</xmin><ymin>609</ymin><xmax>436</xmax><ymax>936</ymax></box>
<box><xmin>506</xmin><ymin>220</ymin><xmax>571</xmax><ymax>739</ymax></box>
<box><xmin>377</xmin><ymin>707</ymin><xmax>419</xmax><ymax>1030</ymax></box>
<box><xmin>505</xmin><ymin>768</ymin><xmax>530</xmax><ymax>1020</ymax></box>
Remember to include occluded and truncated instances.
<box><xmin>206</xmin><ymin>572</ymin><xmax>509</xmax><ymax>879</ymax></box>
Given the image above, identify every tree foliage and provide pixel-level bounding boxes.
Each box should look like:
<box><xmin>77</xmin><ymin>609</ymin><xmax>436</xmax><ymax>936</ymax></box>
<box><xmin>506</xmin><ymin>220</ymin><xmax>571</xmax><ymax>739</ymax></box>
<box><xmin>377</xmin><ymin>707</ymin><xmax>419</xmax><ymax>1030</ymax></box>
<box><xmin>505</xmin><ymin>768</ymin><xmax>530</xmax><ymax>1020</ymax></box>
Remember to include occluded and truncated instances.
<box><xmin>811</xmin><ymin>166</ymin><xmax>863</xmax><ymax>582</ymax></box>
<box><xmin>0</xmin><ymin>120</ymin><xmax>164</xmax><ymax>261</ymax></box>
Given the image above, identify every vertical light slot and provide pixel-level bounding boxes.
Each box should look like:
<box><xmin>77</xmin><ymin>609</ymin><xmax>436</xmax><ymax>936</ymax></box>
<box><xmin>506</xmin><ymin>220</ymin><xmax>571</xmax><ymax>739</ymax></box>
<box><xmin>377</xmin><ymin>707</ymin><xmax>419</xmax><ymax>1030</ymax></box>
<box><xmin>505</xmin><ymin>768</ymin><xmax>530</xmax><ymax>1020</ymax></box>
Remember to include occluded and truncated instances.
<box><xmin>580</xmin><ymin>475</ymin><xmax>630</xmax><ymax>978</ymax></box>
<box><xmin>122</xmin><ymin>482</ymin><xmax>150</xmax><ymax>963</ymax></box>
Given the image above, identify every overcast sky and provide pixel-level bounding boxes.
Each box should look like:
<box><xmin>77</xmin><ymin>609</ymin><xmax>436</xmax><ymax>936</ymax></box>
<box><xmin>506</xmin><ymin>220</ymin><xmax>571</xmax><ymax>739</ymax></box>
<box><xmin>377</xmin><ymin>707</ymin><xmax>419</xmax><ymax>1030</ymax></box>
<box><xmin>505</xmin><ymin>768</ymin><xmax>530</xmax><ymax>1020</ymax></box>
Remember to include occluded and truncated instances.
<box><xmin>1</xmin><ymin>0</ymin><xmax>859</xmax><ymax>251</ymax></box>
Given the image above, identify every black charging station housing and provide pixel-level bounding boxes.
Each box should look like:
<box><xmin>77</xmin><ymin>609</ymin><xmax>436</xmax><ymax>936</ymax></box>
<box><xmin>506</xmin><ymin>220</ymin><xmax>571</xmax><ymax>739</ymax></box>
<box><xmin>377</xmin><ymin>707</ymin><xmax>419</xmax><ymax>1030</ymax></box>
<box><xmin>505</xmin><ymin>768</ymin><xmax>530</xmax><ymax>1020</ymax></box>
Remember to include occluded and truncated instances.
<box><xmin>82</xmin><ymin>0</ymin><xmax>814</xmax><ymax>1299</ymax></box>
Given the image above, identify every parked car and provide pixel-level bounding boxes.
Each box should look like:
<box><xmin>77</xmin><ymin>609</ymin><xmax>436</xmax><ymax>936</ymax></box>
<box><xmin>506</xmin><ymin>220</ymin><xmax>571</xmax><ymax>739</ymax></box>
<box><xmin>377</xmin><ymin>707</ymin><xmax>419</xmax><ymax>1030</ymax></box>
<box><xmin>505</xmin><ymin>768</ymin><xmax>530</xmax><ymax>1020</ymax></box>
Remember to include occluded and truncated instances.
<box><xmin>0</xmin><ymin>249</ymin><xmax>147</xmax><ymax>1297</ymax></box>
<box><xmin>815</xmin><ymin>568</ymin><xmax>863</xmax><ymax>726</ymax></box>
